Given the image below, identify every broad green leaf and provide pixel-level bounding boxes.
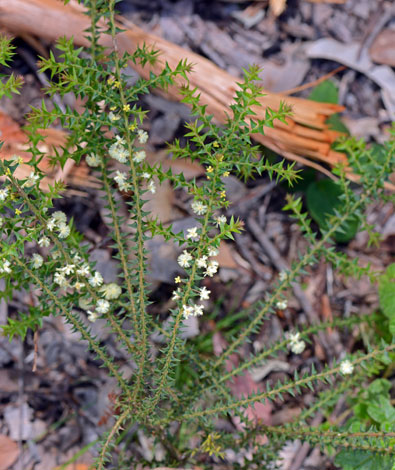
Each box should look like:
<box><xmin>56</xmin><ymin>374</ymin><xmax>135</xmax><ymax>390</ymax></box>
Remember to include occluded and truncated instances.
<box><xmin>335</xmin><ymin>450</ymin><xmax>393</xmax><ymax>470</ymax></box>
<box><xmin>306</xmin><ymin>179</ymin><xmax>359</xmax><ymax>242</ymax></box>
<box><xmin>309</xmin><ymin>80</ymin><xmax>339</xmax><ymax>104</ymax></box>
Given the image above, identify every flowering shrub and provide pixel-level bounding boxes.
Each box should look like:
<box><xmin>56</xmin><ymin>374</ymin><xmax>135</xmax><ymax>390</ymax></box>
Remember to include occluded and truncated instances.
<box><xmin>0</xmin><ymin>1</ymin><xmax>394</xmax><ymax>468</ymax></box>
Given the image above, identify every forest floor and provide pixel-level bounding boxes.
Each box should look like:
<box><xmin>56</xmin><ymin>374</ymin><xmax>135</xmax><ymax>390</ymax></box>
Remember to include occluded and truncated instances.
<box><xmin>0</xmin><ymin>1</ymin><xmax>394</xmax><ymax>469</ymax></box>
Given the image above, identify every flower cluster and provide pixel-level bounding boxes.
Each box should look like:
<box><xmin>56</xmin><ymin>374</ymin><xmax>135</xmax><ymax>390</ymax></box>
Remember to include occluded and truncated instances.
<box><xmin>113</xmin><ymin>170</ymin><xmax>131</xmax><ymax>192</ymax></box>
<box><xmin>286</xmin><ymin>332</ymin><xmax>306</xmax><ymax>355</ymax></box>
<box><xmin>0</xmin><ymin>259</ymin><xmax>12</xmax><ymax>274</ymax></box>
<box><xmin>109</xmin><ymin>136</ymin><xmax>129</xmax><ymax>163</ymax></box>
<box><xmin>46</xmin><ymin>211</ymin><xmax>71</xmax><ymax>239</ymax></box>
<box><xmin>276</xmin><ymin>299</ymin><xmax>288</xmax><ymax>310</ymax></box>
<box><xmin>137</xmin><ymin>129</ymin><xmax>148</xmax><ymax>144</ymax></box>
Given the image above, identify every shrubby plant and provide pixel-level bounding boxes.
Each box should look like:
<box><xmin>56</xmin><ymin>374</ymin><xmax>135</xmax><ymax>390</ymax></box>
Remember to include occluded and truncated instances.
<box><xmin>0</xmin><ymin>1</ymin><xmax>394</xmax><ymax>468</ymax></box>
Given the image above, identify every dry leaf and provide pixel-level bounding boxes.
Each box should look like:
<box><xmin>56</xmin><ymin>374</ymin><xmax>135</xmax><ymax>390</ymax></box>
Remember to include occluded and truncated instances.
<box><xmin>306</xmin><ymin>38</ymin><xmax>395</xmax><ymax>117</ymax></box>
<box><xmin>0</xmin><ymin>435</ymin><xmax>19</xmax><ymax>470</ymax></box>
<box><xmin>269</xmin><ymin>0</ymin><xmax>287</xmax><ymax>16</ymax></box>
<box><xmin>0</xmin><ymin>110</ymin><xmax>98</xmax><ymax>191</ymax></box>
<box><xmin>216</xmin><ymin>241</ymin><xmax>239</xmax><ymax>270</ymax></box>
<box><xmin>369</xmin><ymin>29</ymin><xmax>395</xmax><ymax>67</ymax></box>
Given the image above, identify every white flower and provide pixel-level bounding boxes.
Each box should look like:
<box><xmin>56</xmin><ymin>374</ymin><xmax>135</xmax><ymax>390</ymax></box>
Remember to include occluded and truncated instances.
<box><xmin>142</xmin><ymin>172</ymin><xmax>151</xmax><ymax>179</ymax></box>
<box><xmin>340</xmin><ymin>359</ymin><xmax>354</xmax><ymax>375</ymax></box>
<box><xmin>0</xmin><ymin>188</ymin><xmax>9</xmax><ymax>201</ymax></box>
<box><xmin>137</xmin><ymin>129</ymin><xmax>148</xmax><ymax>144</ymax></box>
<box><xmin>96</xmin><ymin>299</ymin><xmax>110</xmax><ymax>314</ymax></box>
<box><xmin>208</xmin><ymin>247</ymin><xmax>219</xmax><ymax>257</ymax></box>
<box><xmin>186</xmin><ymin>227</ymin><xmax>199</xmax><ymax>241</ymax></box>
<box><xmin>0</xmin><ymin>260</ymin><xmax>12</xmax><ymax>274</ymax></box>
<box><xmin>193</xmin><ymin>304</ymin><xmax>204</xmax><ymax>316</ymax></box>
<box><xmin>182</xmin><ymin>305</ymin><xmax>194</xmax><ymax>319</ymax></box>
<box><xmin>54</xmin><ymin>272</ymin><xmax>68</xmax><ymax>288</ymax></box>
<box><xmin>119</xmin><ymin>180</ymin><xmax>131</xmax><ymax>192</ymax></box>
<box><xmin>57</xmin><ymin>223</ymin><xmax>70</xmax><ymax>239</ymax></box>
<box><xmin>89</xmin><ymin>271</ymin><xmax>104</xmax><ymax>287</ymax></box>
<box><xmin>171</xmin><ymin>288</ymin><xmax>182</xmax><ymax>301</ymax></box>
<box><xmin>205</xmin><ymin>260</ymin><xmax>219</xmax><ymax>277</ymax></box>
<box><xmin>148</xmin><ymin>180</ymin><xmax>156</xmax><ymax>194</ymax></box>
<box><xmin>23</xmin><ymin>171</ymin><xmax>39</xmax><ymax>187</ymax></box>
<box><xmin>52</xmin><ymin>211</ymin><xmax>67</xmax><ymax>224</ymax></box>
<box><xmin>32</xmin><ymin>253</ymin><xmax>43</xmax><ymax>269</ymax></box>
<box><xmin>77</xmin><ymin>264</ymin><xmax>90</xmax><ymax>277</ymax></box>
<box><xmin>114</xmin><ymin>171</ymin><xmax>131</xmax><ymax>191</ymax></box>
<box><xmin>191</xmin><ymin>200</ymin><xmax>207</xmax><ymax>216</ymax></box>
<box><xmin>287</xmin><ymin>332</ymin><xmax>301</xmax><ymax>343</ymax></box>
<box><xmin>133</xmin><ymin>150</ymin><xmax>146</xmax><ymax>163</ymax></box>
<box><xmin>286</xmin><ymin>332</ymin><xmax>305</xmax><ymax>354</ymax></box>
<box><xmin>109</xmin><ymin>112</ymin><xmax>120</xmax><ymax>122</ymax></box>
<box><xmin>86</xmin><ymin>154</ymin><xmax>101</xmax><ymax>167</ymax></box>
<box><xmin>199</xmin><ymin>286</ymin><xmax>211</xmax><ymax>301</ymax></box>
<box><xmin>196</xmin><ymin>256</ymin><xmax>208</xmax><ymax>269</ymax></box>
<box><xmin>279</xmin><ymin>270</ymin><xmax>288</xmax><ymax>282</ymax></box>
<box><xmin>109</xmin><ymin>139</ymin><xmax>128</xmax><ymax>163</ymax></box>
<box><xmin>61</xmin><ymin>264</ymin><xmax>75</xmax><ymax>275</ymax></box>
<box><xmin>178</xmin><ymin>250</ymin><xmax>193</xmax><ymax>268</ymax></box>
<box><xmin>72</xmin><ymin>253</ymin><xmax>82</xmax><ymax>263</ymax></box>
<box><xmin>276</xmin><ymin>300</ymin><xmax>288</xmax><ymax>310</ymax></box>
<box><xmin>114</xmin><ymin>170</ymin><xmax>127</xmax><ymax>185</ymax></box>
<box><xmin>291</xmin><ymin>340</ymin><xmax>306</xmax><ymax>354</ymax></box>
<box><xmin>38</xmin><ymin>236</ymin><xmax>50</xmax><ymax>248</ymax></box>
<box><xmin>87</xmin><ymin>310</ymin><xmax>99</xmax><ymax>322</ymax></box>
<box><xmin>100</xmin><ymin>283</ymin><xmax>122</xmax><ymax>300</ymax></box>
<box><xmin>214</xmin><ymin>215</ymin><xmax>226</xmax><ymax>226</ymax></box>
<box><xmin>47</xmin><ymin>219</ymin><xmax>57</xmax><ymax>231</ymax></box>
<box><xmin>74</xmin><ymin>281</ymin><xmax>85</xmax><ymax>291</ymax></box>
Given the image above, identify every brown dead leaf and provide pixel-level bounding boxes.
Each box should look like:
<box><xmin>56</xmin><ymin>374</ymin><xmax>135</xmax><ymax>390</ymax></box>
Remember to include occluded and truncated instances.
<box><xmin>0</xmin><ymin>435</ymin><xmax>19</xmax><ymax>470</ymax></box>
<box><xmin>216</xmin><ymin>241</ymin><xmax>239</xmax><ymax>270</ymax></box>
<box><xmin>321</xmin><ymin>294</ymin><xmax>333</xmax><ymax>332</ymax></box>
<box><xmin>213</xmin><ymin>331</ymin><xmax>272</xmax><ymax>426</ymax></box>
<box><xmin>142</xmin><ymin>179</ymin><xmax>177</xmax><ymax>224</ymax></box>
<box><xmin>369</xmin><ymin>29</ymin><xmax>395</xmax><ymax>67</ymax></box>
<box><xmin>0</xmin><ymin>110</ymin><xmax>99</xmax><ymax>191</ymax></box>
<box><xmin>146</xmin><ymin>148</ymin><xmax>204</xmax><ymax>180</ymax></box>
<box><xmin>269</xmin><ymin>0</ymin><xmax>287</xmax><ymax>16</ymax></box>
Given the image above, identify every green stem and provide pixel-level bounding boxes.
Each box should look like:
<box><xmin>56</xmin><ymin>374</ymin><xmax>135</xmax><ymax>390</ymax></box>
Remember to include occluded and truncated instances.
<box><xmin>108</xmin><ymin>0</ymin><xmax>148</xmax><ymax>404</ymax></box>
<box><xmin>12</xmin><ymin>256</ymin><xmax>133</xmax><ymax>403</ymax></box>
<box><xmin>169</xmin><ymin>343</ymin><xmax>395</xmax><ymax>423</ymax></box>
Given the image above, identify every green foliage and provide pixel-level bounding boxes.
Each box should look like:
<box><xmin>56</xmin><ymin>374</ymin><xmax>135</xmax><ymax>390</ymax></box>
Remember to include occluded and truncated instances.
<box><xmin>0</xmin><ymin>4</ymin><xmax>394</xmax><ymax>469</ymax></box>
<box><xmin>308</xmin><ymin>80</ymin><xmax>349</xmax><ymax>133</ymax></box>
<box><xmin>335</xmin><ymin>450</ymin><xmax>394</xmax><ymax>470</ymax></box>
<box><xmin>306</xmin><ymin>178</ymin><xmax>360</xmax><ymax>242</ymax></box>
<box><xmin>379</xmin><ymin>263</ymin><xmax>395</xmax><ymax>335</ymax></box>
<box><xmin>335</xmin><ymin>379</ymin><xmax>395</xmax><ymax>470</ymax></box>
<box><xmin>0</xmin><ymin>35</ymin><xmax>23</xmax><ymax>98</ymax></box>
